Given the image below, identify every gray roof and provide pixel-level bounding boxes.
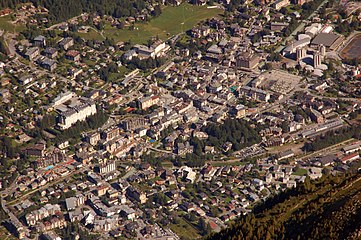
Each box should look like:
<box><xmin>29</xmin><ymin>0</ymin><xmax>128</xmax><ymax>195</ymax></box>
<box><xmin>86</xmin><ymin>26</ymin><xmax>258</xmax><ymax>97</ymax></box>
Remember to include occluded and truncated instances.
<box><xmin>311</xmin><ymin>33</ymin><xmax>340</xmax><ymax>47</ymax></box>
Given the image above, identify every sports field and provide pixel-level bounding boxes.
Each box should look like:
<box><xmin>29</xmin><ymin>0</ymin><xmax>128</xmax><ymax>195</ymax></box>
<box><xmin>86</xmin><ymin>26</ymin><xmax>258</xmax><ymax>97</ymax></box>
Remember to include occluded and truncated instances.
<box><xmin>102</xmin><ymin>3</ymin><xmax>223</xmax><ymax>44</ymax></box>
<box><xmin>340</xmin><ymin>33</ymin><xmax>361</xmax><ymax>60</ymax></box>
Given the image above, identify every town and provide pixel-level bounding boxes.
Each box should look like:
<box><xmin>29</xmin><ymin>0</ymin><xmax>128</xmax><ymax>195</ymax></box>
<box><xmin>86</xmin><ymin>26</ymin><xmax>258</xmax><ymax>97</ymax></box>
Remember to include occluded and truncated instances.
<box><xmin>0</xmin><ymin>0</ymin><xmax>360</xmax><ymax>239</ymax></box>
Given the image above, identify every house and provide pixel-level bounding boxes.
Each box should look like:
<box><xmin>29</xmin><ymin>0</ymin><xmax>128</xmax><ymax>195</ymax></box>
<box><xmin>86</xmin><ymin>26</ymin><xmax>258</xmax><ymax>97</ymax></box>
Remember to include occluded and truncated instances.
<box><xmin>126</xmin><ymin>187</ymin><xmax>147</xmax><ymax>203</ymax></box>
<box><xmin>138</xmin><ymin>95</ymin><xmax>160</xmax><ymax>110</ymax></box>
<box><xmin>176</xmin><ymin>142</ymin><xmax>194</xmax><ymax>155</ymax></box>
<box><xmin>25</xmin><ymin>47</ymin><xmax>40</xmax><ymax>60</ymax></box>
<box><xmin>119</xmin><ymin>205</ymin><xmax>136</xmax><ymax>220</ymax></box>
<box><xmin>66</xmin><ymin>50</ymin><xmax>81</xmax><ymax>61</ymax></box>
<box><xmin>191</xmin><ymin>0</ymin><xmax>207</xmax><ymax>5</ymax></box>
<box><xmin>43</xmin><ymin>47</ymin><xmax>58</xmax><ymax>59</ymax></box>
<box><xmin>59</xmin><ymin>37</ymin><xmax>74</xmax><ymax>50</ymax></box>
<box><xmin>39</xmin><ymin>58</ymin><xmax>57</xmax><ymax>71</ymax></box>
<box><xmin>24</xmin><ymin>143</ymin><xmax>46</xmax><ymax>157</ymax></box>
<box><xmin>33</xmin><ymin>35</ymin><xmax>46</xmax><ymax>47</ymax></box>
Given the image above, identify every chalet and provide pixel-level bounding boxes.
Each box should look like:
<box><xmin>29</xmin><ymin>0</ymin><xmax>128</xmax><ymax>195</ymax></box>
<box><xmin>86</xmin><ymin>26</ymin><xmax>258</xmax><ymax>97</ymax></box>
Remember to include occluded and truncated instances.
<box><xmin>66</xmin><ymin>50</ymin><xmax>81</xmax><ymax>62</ymax></box>
<box><xmin>59</xmin><ymin>37</ymin><xmax>74</xmax><ymax>50</ymax></box>
<box><xmin>25</xmin><ymin>47</ymin><xmax>40</xmax><ymax>61</ymax></box>
<box><xmin>33</xmin><ymin>35</ymin><xmax>46</xmax><ymax>47</ymax></box>
<box><xmin>43</xmin><ymin>47</ymin><xmax>58</xmax><ymax>59</ymax></box>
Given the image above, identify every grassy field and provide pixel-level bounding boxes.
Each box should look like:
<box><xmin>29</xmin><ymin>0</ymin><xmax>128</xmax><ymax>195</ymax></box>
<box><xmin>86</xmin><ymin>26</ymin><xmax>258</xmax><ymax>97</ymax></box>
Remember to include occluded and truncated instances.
<box><xmin>292</xmin><ymin>168</ymin><xmax>307</xmax><ymax>176</ymax></box>
<box><xmin>0</xmin><ymin>15</ymin><xmax>25</xmax><ymax>33</ymax></box>
<box><xmin>102</xmin><ymin>3</ymin><xmax>222</xmax><ymax>44</ymax></box>
<box><xmin>77</xmin><ymin>28</ymin><xmax>105</xmax><ymax>41</ymax></box>
<box><xmin>169</xmin><ymin>217</ymin><xmax>200</xmax><ymax>239</ymax></box>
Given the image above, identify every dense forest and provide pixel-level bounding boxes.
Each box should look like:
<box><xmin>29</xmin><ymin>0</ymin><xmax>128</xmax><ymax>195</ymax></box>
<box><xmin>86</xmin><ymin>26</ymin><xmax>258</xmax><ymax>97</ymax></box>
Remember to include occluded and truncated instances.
<box><xmin>303</xmin><ymin>124</ymin><xmax>361</xmax><ymax>152</ymax></box>
<box><xmin>208</xmin><ymin>172</ymin><xmax>361</xmax><ymax>240</ymax></box>
<box><xmin>202</xmin><ymin>118</ymin><xmax>262</xmax><ymax>151</ymax></box>
<box><xmin>0</xmin><ymin>0</ymin><xmax>150</xmax><ymax>23</ymax></box>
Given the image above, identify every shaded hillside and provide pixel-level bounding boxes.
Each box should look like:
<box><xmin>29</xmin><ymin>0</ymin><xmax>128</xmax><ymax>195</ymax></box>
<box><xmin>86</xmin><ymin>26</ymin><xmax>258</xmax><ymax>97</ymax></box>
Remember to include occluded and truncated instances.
<box><xmin>208</xmin><ymin>173</ymin><xmax>361</xmax><ymax>240</ymax></box>
<box><xmin>0</xmin><ymin>0</ymin><xmax>149</xmax><ymax>23</ymax></box>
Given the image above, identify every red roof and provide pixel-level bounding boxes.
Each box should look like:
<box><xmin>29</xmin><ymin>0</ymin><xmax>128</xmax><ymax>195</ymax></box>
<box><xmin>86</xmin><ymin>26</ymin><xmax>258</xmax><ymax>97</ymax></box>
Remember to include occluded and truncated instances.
<box><xmin>340</xmin><ymin>153</ymin><xmax>360</xmax><ymax>162</ymax></box>
<box><xmin>209</xmin><ymin>221</ymin><xmax>218</xmax><ymax>230</ymax></box>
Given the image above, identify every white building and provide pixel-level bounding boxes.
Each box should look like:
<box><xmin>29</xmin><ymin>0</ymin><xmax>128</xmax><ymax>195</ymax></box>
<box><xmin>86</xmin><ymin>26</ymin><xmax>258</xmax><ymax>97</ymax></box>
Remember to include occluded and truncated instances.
<box><xmin>51</xmin><ymin>91</ymin><xmax>76</xmax><ymax>107</ymax></box>
<box><xmin>57</xmin><ymin>97</ymin><xmax>97</xmax><ymax>130</ymax></box>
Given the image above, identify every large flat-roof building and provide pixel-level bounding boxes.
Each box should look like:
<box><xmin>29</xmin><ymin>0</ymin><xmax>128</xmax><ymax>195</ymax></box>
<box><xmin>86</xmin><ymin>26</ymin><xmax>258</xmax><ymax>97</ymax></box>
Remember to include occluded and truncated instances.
<box><xmin>56</xmin><ymin>96</ymin><xmax>97</xmax><ymax>130</ymax></box>
<box><xmin>311</xmin><ymin>33</ymin><xmax>343</xmax><ymax>50</ymax></box>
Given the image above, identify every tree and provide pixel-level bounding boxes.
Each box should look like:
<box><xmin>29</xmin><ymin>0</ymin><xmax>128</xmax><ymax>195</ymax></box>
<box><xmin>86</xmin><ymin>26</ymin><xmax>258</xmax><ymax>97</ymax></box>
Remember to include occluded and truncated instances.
<box><xmin>152</xmin><ymin>5</ymin><xmax>162</xmax><ymax>17</ymax></box>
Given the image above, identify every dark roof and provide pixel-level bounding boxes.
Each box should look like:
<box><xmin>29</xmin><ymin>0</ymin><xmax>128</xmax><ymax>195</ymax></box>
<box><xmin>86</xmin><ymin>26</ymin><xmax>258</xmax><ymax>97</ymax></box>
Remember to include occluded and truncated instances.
<box><xmin>318</xmin><ymin>154</ymin><xmax>337</xmax><ymax>165</ymax></box>
<box><xmin>311</xmin><ymin>33</ymin><xmax>340</xmax><ymax>47</ymax></box>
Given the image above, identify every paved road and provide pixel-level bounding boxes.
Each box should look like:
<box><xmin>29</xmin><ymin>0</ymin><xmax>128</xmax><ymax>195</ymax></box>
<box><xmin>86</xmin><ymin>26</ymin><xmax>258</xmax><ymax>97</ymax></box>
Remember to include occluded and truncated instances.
<box><xmin>149</xmin><ymin>147</ymin><xmax>176</xmax><ymax>155</ymax></box>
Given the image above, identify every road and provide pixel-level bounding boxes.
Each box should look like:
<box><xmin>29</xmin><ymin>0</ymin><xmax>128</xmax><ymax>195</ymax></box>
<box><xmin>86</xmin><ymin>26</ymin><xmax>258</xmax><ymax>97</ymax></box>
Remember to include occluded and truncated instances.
<box><xmin>7</xmin><ymin>168</ymin><xmax>85</xmax><ymax>205</ymax></box>
<box><xmin>149</xmin><ymin>147</ymin><xmax>176</xmax><ymax>155</ymax></box>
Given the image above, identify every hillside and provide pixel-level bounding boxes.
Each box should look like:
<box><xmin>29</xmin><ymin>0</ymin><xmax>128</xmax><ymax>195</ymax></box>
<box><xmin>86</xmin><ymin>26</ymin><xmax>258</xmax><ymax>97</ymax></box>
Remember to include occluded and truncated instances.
<box><xmin>208</xmin><ymin>173</ymin><xmax>361</xmax><ymax>240</ymax></box>
<box><xmin>0</xmin><ymin>0</ymin><xmax>150</xmax><ymax>23</ymax></box>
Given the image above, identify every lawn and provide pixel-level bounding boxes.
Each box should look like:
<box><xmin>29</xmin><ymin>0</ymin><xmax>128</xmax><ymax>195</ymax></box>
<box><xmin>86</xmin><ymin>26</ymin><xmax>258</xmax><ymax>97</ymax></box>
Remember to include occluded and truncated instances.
<box><xmin>169</xmin><ymin>217</ymin><xmax>200</xmax><ymax>239</ymax></box>
<box><xmin>77</xmin><ymin>28</ymin><xmax>105</xmax><ymax>41</ymax></box>
<box><xmin>0</xmin><ymin>15</ymin><xmax>25</xmax><ymax>33</ymax></box>
<box><xmin>211</xmin><ymin>161</ymin><xmax>246</xmax><ymax>167</ymax></box>
<box><xmin>292</xmin><ymin>168</ymin><xmax>308</xmax><ymax>176</ymax></box>
<box><xmin>102</xmin><ymin>3</ymin><xmax>223</xmax><ymax>44</ymax></box>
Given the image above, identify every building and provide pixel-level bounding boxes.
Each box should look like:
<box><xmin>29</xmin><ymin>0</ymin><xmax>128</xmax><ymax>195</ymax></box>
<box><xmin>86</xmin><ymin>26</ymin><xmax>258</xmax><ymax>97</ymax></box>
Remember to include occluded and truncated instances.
<box><xmin>240</xmin><ymin>86</ymin><xmax>270</xmax><ymax>102</ymax></box>
<box><xmin>59</xmin><ymin>37</ymin><xmax>74</xmax><ymax>50</ymax></box>
<box><xmin>38</xmin><ymin>57</ymin><xmax>57</xmax><ymax>71</ymax></box>
<box><xmin>33</xmin><ymin>35</ymin><xmax>46</xmax><ymax>47</ymax></box>
<box><xmin>236</xmin><ymin>49</ymin><xmax>260</xmax><ymax>70</ymax></box>
<box><xmin>310</xmin><ymin>108</ymin><xmax>324</xmax><ymax>123</ymax></box>
<box><xmin>138</xmin><ymin>95</ymin><xmax>160</xmax><ymax>110</ymax></box>
<box><xmin>101</xmin><ymin>126</ymin><xmax>120</xmax><ymax>141</ymax></box>
<box><xmin>270</xmin><ymin>22</ymin><xmax>289</xmax><ymax>31</ymax></box>
<box><xmin>94</xmin><ymin>161</ymin><xmax>116</xmax><ymax>174</ymax></box>
<box><xmin>296</xmin><ymin>47</ymin><xmax>306</xmax><ymax>60</ymax></box>
<box><xmin>51</xmin><ymin>91</ymin><xmax>76</xmax><ymax>107</ymax></box>
<box><xmin>311</xmin><ymin>32</ymin><xmax>343</xmax><ymax>50</ymax></box>
<box><xmin>43</xmin><ymin>47</ymin><xmax>58</xmax><ymax>59</ymax></box>
<box><xmin>339</xmin><ymin>153</ymin><xmax>360</xmax><ymax>163</ymax></box>
<box><xmin>313</xmin><ymin>51</ymin><xmax>322</xmax><ymax>68</ymax></box>
<box><xmin>126</xmin><ymin>187</ymin><xmax>147</xmax><ymax>203</ymax></box>
<box><xmin>86</xmin><ymin>132</ymin><xmax>101</xmax><ymax>146</ymax></box>
<box><xmin>273</xmin><ymin>0</ymin><xmax>290</xmax><ymax>10</ymax></box>
<box><xmin>342</xmin><ymin>142</ymin><xmax>361</xmax><ymax>154</ymax></box>
<box><xmin>24</xmin><ymin>143</ymin><xmax>46</xmax><ymax>157</ymax></box>
<box><xmin>18</xmin><ymin>75</ymin><xmax>33</xmax><ymax>85</ymax></box>
<box><xmin>133</xmin><ymin>40</ymin><xmax>169</xmax><ymax>59</ymax></box>
<box><xmin>283</xmin><ymin>38</ymin><xmax>310</xmax><ymax>55</ymax></box>
<box><xmin>66</xmin><ymin>50</ymin><xmax>81</xmax><ymax>61</ymax></box>
<box><xmin>56</xmin><ymin>97</ymin><xmax>97</xmax><ymax>130</ymax></box>
<box><xmin>319</xmin><ymin>44</ymin><xmax>326</xmax><ymax>56</ymax></box>
<box><xmin>122</xmin><ymin>117</ymin><xmax>146</xmax><ymax>131</ymax></box>
<box><xmin>65</xmin><ymin>194</ymin><xmax>85</xmax><ymax>211</ymax></box>
<box><xmin>25</xmin><ymin>47</ymin><xmax>40</xmax><ymax>61</ymax></box>
<box><xmin>41</xmin><ymin>231</ymin><xmax>62</xmax><ymax>240</ymax></box>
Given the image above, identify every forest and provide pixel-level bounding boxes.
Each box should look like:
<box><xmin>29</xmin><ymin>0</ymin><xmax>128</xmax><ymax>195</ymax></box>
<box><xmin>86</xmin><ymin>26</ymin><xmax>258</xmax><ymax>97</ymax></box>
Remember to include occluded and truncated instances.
<box><xmin>202</xmin><ymin>118</ymin><xmax>262</xmax><ymax>152</ymax></box>
<box><xmin>208</xmin><ymin>172</ymin><xmax>361</xmax><ymax>240</ymax></box>
<box><xmin>303</xmin><ymin>124</ymin><xmax>361</xmax><ymax>152</ymax></box>
<box><xmin>0</xmin><ymin>0</ymin><xmax>151</xmax><ymax>23</ymax></box>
